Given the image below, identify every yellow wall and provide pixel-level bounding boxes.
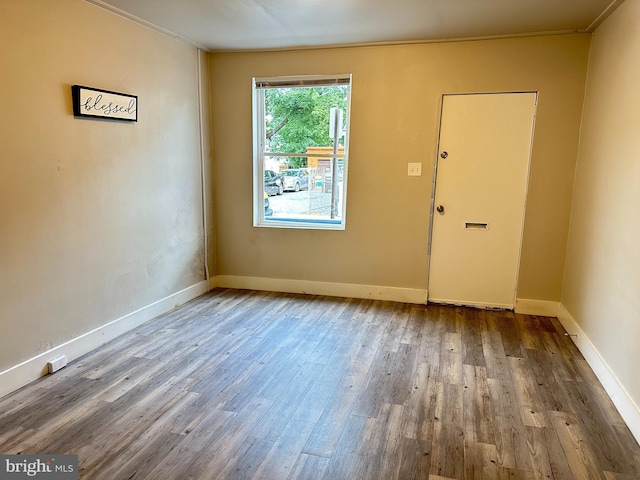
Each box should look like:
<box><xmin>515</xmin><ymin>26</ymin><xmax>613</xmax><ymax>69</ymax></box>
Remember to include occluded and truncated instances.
<box><xmin>211</xmin><ymin>35</ymin><xmax>590</xmax><ymax>298</ymax></box>
<box><xmin>0</xmin><ymin>0</ymin><xmax>207</xmax><ymax>373</ymax></box>
<box><xmin>562</xmin><ymin>0</ymin><xmax>640</xmax><ymax>409</ymax></box>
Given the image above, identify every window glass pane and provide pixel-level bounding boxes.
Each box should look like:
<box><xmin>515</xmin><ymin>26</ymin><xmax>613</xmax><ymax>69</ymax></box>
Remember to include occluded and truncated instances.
<box><xmin>264</xmin><ymin>85</ymin><xmax>348</xmax><ymax>155</ymax></box>
<box><xmin>254</xmin><ymin>78</ymin><xmax>350</xmax><ymax>229</ymax></box>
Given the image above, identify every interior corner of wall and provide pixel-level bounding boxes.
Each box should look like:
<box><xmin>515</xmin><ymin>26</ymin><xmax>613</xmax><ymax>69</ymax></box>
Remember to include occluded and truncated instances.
<box><xmin>556</xmin><ymin>302</ymin><xmax>640</xmax><ymax>445</ymax></box>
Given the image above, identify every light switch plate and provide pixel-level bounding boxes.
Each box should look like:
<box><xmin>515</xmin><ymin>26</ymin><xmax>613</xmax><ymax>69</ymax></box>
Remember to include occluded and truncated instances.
<box><xmin>408</xmin><ymin>163</ymin><xmax>422</xmax><ymax>176</ymax></box>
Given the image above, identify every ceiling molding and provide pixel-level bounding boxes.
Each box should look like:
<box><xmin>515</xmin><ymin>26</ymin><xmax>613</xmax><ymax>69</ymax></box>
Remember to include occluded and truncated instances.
<box><xmin>586</xmin><ymin>0</ymin><xmax>625</xmax><ymax>31</ymax></box>
<box><xmin>209</xmin><ymin>30</ymin><xmax>587</xmax><ymax>55</ymax></box>
<box><xmin>85</xmin><ymin>0</ymin><xmax>212</xmax><ymax>52</ymax></box>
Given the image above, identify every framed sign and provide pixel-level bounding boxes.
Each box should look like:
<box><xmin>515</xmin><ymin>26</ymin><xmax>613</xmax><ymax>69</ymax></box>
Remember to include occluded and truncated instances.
<box><xmin>72</xmin><ymin>85</ymin><xmax>137</xmax><ymax>122</ymax></box>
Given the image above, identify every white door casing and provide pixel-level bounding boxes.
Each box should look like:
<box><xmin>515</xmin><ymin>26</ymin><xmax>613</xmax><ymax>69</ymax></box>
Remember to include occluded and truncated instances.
<box><xmin>428</xmin><ymin>93</ymin><xmax>537</xmax><ymax>309</ymax></box>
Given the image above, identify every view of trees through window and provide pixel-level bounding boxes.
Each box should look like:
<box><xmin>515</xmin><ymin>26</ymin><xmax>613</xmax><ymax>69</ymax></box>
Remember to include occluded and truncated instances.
<box><xmin>265</xmin><ymin>86</ymin><xmax>349</xmax><ymax>168</ymax></box>
<box><xmin>254</xmin><ymin>78</ymin><xmax>351</xmax><ymax>229</ymax></box>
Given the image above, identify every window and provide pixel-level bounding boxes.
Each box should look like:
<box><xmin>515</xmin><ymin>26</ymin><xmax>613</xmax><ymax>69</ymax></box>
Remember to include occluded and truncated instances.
<box><xmin>253</xmin><ymin>74</ymin><xmax>352</xmax><ymax>229</ymax></box>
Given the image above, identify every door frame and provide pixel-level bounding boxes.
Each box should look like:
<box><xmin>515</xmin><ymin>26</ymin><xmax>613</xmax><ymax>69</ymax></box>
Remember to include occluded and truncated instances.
<box><xmin>426</xmin><ymin>91</ymin><xmax>538</xmax><ymax>308</ymax></box>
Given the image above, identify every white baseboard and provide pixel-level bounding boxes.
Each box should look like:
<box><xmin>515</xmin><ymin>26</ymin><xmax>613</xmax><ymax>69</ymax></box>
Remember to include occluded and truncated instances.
<box><xmin>211</xmin><ymin>275</ymin><xmax>428</xmax><ymax>305</ymax></box>
<box><xmin>514</xmin><ymin>298</ymin><xmax>560</xmax><ymax>317</ymax></box>
<box><xmin>0</xmin><ymin>281</ymin><xmax>209</xmax><ymax>400</ymax></box>
<box><xmin>557</xmin><ymin>303</ymin><xmax>640</xmax><ymax>444</ymax></box>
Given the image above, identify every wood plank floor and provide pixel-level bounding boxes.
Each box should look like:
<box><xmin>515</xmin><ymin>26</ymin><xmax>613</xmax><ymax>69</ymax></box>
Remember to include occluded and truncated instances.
<box><xmin>1</xmin><ymin>288</ymin><xmax>639</xmax><ymax>479</ymax></box>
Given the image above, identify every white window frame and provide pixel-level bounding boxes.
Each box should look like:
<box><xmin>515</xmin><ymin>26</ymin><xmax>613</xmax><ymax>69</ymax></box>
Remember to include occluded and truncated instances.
<box><xmin>252</xmin><ymin>74</ymin><xmax>352</xmax><ymax>230</ymax></box>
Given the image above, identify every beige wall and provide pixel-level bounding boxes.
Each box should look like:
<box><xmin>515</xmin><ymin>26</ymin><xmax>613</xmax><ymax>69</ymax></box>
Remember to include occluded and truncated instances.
<box><xmin>0</xmin><ymin>1</ymin><xmax>206</xmax><ymax>372</ymax></box>
<box><xmin>211</xmin><ymin>35</ymin><xmax>590</xmax><ymax>299</ymax></box>
<box><xmin>562</xmin><ymin>1</ymin><xmax>640</xmax><ymax>407</ymax></box>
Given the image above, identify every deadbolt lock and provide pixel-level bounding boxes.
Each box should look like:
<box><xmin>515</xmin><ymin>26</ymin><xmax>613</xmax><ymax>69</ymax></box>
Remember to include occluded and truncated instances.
<box><xmin>440</xmin><ymin>151</ymin><xmax>448</xmax><ymax>159</ymax></box>
<box><xmin>436</xmin><ymin>205</ymin><xmax>445</xmax><ymax>214</ymax></box>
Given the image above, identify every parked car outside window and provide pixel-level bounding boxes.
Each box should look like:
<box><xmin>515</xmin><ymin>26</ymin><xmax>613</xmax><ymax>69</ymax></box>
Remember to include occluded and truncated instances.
<box><xmin>281</xmin><ymin>169</ymin><xmax>310</xmax><ymax>192</ymax></box>
<box><xmin>264</xmin><ymin>191</ymin><xmax>273</xmax><ymax>216</ymax></box>
<box><xmin>264</xmin><ymin>170</ymin><xmax>283</xmax><ymax>196</ymax></box>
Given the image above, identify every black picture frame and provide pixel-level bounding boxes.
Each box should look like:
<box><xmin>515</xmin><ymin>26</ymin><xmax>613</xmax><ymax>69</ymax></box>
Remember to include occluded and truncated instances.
<box><xmin>72</xmin><ymin>85</ymin><xmax>137</xmax><ymax>122</ymax></box>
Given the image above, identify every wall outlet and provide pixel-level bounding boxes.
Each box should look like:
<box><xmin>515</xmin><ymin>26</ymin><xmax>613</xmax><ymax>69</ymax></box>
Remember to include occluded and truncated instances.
<box><xmin>47</xmin><ymin>354</ymin><xmax>67</xmax><ymax>374</ymax></box>
<box><xmin>408</xmin><ymin>162</ymin><xmax>422</xmax><ymax>176</ymax></box>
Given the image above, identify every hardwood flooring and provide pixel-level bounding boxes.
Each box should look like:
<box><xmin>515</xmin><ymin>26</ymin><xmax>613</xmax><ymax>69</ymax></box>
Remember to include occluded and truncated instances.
<box><xmin>1</xmin><ymin>288</ymin><xmax>639</xmax><ymax>479</ymax></box>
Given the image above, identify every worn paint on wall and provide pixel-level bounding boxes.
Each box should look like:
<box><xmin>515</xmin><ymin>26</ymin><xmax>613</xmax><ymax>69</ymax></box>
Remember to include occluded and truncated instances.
<box><xmin>0</xmin><ymin>0</ymin><xmax>206</xmax><ymax>371</ymax></box>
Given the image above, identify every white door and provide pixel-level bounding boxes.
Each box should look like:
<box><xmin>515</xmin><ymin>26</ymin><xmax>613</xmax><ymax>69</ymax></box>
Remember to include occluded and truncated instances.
<box><xmin>428</xmin><ymin>93</ymin><xmax>537</xmax><ymax>309</ymax></box>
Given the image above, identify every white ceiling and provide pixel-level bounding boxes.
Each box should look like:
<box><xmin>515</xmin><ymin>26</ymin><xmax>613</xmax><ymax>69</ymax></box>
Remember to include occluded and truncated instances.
<box><xmin>89</xmin><ymin>0</ymin><xmax>622</xmax><ymax>52</ymax></box>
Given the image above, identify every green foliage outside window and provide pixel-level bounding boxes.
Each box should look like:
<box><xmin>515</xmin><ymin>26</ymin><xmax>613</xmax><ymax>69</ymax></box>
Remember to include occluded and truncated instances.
<box><xmin>265</xmin><ymin>86</ymin><xmax>348</xmax><ymax>168</ymax></box>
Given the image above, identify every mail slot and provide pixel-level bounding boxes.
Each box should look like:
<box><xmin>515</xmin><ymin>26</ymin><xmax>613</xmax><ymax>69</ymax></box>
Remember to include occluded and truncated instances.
<box><xmin>465</xmin><ymin>222</ymin><xmax>489</xmax><ymax>230</ymax></box>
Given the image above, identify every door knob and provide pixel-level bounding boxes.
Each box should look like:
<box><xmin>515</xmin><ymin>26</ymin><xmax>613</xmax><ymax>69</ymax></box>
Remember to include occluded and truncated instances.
<box><xmin>436</xmin><ymin>205</ymin><xmax>445</xmax><ymax>213</ymax></box>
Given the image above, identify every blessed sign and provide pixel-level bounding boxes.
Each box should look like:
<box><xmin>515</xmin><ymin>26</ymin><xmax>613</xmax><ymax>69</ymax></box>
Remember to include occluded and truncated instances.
<box><xmin>72</xmin><ymin>85</ymin><xmax>137</xmax><ymax>122</ymax></box>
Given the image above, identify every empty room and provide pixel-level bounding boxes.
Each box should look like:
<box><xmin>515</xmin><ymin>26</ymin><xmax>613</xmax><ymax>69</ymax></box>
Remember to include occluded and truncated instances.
<box><xmin>1</xmin><ymin>0</ymin><xmax>639</xmax><ymax>478</ymax></box>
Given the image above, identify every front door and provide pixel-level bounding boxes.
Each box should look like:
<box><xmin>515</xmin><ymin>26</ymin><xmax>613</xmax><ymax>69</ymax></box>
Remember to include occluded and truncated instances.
<box><xmin>428</xmin><ymin>93</ymin><xmax>537</xmax><ymax>309</ymax></box>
